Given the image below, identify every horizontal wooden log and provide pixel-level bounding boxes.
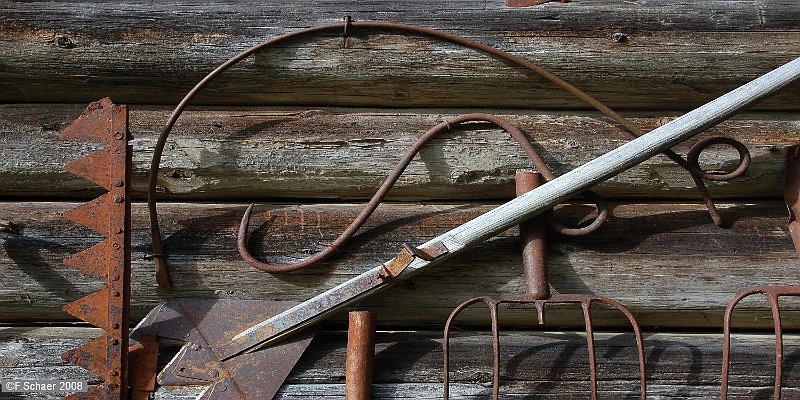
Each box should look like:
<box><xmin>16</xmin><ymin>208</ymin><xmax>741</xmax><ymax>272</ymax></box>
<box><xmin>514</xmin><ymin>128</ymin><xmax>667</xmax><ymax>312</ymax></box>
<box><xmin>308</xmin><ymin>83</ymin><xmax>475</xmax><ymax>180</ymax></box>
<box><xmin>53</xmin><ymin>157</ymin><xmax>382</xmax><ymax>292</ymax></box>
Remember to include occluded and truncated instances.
<box><xmin>2</xmin><ymin>200</ymin><xmax>800</xmax><ymax>329</ymax></box>
<box><xmin>2</xmin><ymin>326</ymin><xmax>800</xmax><ymax>399</ymax></box>
<box><xmin>1</xmin><ymin>1</ymin><xmax>798</xmax><ymax>108</ymax></box>
<box><xmin>2</xmin><ymin>105</ymin><xmax>797</xmax><ymax>201</ymax></box>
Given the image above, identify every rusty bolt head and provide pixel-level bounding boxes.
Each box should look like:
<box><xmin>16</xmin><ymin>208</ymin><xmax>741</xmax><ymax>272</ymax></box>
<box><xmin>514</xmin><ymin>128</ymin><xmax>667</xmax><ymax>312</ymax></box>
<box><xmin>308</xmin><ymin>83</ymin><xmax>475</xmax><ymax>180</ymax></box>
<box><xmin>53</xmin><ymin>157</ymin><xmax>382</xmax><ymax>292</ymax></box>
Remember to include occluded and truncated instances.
<box><xmin>112</xmin><ymin>291</ymin><xmax>120</xmax><ymax>297</ymax></box>
<box><xmin>112</xmin><ymin>323</ymin><xmax>120</xmax><ymax>329</ymax></box>
<box><xmin>112</xmin><ymin>179</ymin><xmax>124</xmax><ymax>187</ymax></box>
<box><xmin>113</xmin><ymin>132</ymin><xmax>124</xmax><ymax>140</ymax></box>
<box><xmin>112</xmin><ymin>243</ymin><xmax>121</xmax><ymax>250</ymax></box>
<box><xmin>112</xmin><ymin>274</ymin><xmax>120</xmax><ymax>281</ymax></box>
<box><xmin>114</xmin><ymin>227</ymin><xmax>123</xmax><ymax>234</ymax></box>
<box><xmin>109</xmin><ymin>370</ymin><xmax>119</xmax><ymax>377</ymax></box>
<box><xmin>220</xmin><ymin>385</ymin><xmax>227</xmax><ymax>392</ymax></box>
<box><xmin>192</xmin><ymin>343</ymin><xmax>202</xmax><ymax>351</ymax></box>
<box><xmin>111</xmin><ymin>338</ymin><xmax>119</xmax><ymax>345</ymax></box>
<box><xmin>113</xmin><ymin>195</ymin><xmax>124</xmax><ymax>203</ymax></box>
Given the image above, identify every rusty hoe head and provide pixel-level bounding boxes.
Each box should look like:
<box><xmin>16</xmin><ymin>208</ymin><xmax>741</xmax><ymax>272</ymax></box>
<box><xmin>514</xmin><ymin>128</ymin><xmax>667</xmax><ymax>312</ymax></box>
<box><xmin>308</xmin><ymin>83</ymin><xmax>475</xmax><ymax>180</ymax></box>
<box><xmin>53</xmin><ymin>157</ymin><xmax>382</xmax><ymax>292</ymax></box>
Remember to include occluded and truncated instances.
<box><xmin>721</xmin><ymin>145</ymin><xmax>800</xmax><ymax>400</ymax></box>
<box><xmin>443</xmin><ymin>171</ymin><xmax>647</xmax><ymax>399</ymax></box>
<box><xmin>147</xmin><ymin>18</ymin><xmax>748</xmax><ymax>288</ymax></box>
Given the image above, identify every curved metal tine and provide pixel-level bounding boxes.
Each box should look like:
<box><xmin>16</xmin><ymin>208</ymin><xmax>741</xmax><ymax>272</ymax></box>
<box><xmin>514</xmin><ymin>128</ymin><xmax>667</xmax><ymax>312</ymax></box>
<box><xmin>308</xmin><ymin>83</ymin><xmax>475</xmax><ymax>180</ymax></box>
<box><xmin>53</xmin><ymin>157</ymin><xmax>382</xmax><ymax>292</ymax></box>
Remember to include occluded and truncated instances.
<box><xmin>721</xmin><ymin>286</ymin><xmax>800</xmax><ymax>399</ymax></box>
<box><xmin>585</xmin><ymin>296</ymin><xmax>648</xmax><ymax>400</ymax></box>
<box><xmin>490</xmin><ymin>302</ymin><xmax>501</xmax><ymax>400</ymax></box>
<box><xmin>443</xmin><ymin>296</ymin><xmax>497</xmax><ymax>400</ymax></box>
<box><xmin>722</xmin><ymin>288</ymin><xmax>762</xmax><ymax>399</ymax></box>
<box><xmin>581</xmin><ymin>300</ymin><xmax>599</xmax><ymax>400</ymax></box>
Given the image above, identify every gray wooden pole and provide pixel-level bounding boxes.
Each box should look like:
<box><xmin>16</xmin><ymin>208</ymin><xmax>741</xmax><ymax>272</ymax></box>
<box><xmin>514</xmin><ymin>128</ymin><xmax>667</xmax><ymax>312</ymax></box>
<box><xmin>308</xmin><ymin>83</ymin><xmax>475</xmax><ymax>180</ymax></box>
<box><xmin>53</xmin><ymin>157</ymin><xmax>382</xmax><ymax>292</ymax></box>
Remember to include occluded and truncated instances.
<box><xmin>222</xmin><ymin>57</ymin><xmax>800</xmax><ymax>358</ymax></box>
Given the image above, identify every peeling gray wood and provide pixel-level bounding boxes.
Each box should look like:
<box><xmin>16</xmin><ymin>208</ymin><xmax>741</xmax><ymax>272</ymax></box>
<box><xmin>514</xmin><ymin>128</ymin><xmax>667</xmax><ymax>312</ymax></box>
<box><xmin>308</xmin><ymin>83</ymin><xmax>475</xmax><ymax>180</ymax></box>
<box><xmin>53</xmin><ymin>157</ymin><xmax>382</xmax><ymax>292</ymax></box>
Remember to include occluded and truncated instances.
<box><xmin>2</xmin><ymin>327</ymin><xmax>800</xmax><ymax>399</ymax></box>
<box><xmin>1</xmin><ymin>200</ymin><xmax>800</xmax><ymax>329</ymax></box>
<box><xmin>1</xmin><ymin>104</ymin><xmax>797</xmax><ymax>201</ymax></box>
<box><xmin>0</xmin><ymin>1</ymin><xmax>798</xmax><ymax>108</ymax></box>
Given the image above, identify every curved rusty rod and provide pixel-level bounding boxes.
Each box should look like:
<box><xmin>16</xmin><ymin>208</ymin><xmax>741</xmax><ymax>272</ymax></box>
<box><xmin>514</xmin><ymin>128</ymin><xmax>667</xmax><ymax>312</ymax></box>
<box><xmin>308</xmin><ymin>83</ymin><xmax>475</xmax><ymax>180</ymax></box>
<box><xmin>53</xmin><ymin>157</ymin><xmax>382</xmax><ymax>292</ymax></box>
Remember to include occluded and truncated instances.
<box><xmin>238</xmin><ymin>113</ymin><xmax>607</xmax><ymax>272</ymax></box>
<box><xmin>148</xmin><ymin>19</ymin><xmax>748</xmax><ymax>286</ymax></box>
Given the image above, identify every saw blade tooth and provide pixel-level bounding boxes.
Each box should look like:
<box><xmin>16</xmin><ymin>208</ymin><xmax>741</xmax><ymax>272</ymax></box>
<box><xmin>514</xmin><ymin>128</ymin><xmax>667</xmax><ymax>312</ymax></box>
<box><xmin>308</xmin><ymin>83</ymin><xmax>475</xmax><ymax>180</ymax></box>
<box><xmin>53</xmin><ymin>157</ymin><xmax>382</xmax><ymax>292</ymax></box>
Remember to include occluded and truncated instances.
<box><xmin>63</xmin><ymin>287</ymin><xmax>109</xmax><ymax>328</ymax></box>
<box><xmin>62</xmin><ymin>335</ymin><xmax>108</xmax><ymax>378</ymax></box>
<box><xmin>59</xmin><ymin>97</ymin><xmax>114</xmax><ymax>144</ymax></box>
<box><xmin>64</xmin><ymin>147</ymin><xmax>113</xmax><ymax>190</ymax></box>
<box><xmin>63</xmin><ymin>238</ymin><xmax>114</xmax><ymax>278</ymax></box>
<box><xmin>63</xmin><ymin>192</ymin><xmax>113</xmax><ymax>235</ymax></box>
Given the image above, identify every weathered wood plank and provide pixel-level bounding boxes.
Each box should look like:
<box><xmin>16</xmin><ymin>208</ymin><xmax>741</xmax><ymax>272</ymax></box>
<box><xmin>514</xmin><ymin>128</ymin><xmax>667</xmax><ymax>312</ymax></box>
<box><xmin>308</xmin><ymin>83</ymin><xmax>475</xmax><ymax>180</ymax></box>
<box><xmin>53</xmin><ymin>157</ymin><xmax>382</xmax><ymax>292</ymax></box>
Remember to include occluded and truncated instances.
<box><xmin>2</xmin><ymin>327</ymin><xmax>800</xmax><ymax>399</ymax></box>
<box><xmin>2</xmin><ymin>105</ymin><xmax>797</xmax><ymax>200</ymax></box>
<box><xmin>1</xmin><ymin>200</ymin><xmax>800</xmax><ymax>329</ymax></box>
<box><xmin>1</xmin><ymin>1</ymin><xmax>798</xmax><ymax>108</ymax></box>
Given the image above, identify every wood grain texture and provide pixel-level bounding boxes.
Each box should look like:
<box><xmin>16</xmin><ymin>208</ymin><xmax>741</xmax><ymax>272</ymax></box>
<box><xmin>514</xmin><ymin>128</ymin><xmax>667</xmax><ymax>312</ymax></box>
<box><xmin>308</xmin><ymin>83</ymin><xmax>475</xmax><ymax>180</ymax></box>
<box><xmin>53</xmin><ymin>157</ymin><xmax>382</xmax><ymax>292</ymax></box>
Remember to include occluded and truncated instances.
<box><xmin>1</xmin><ymin>1</ymin><xmax>798</xmax><ymax>108</ymax></box>
<box><xmin>2</xmin><ymin>327</ymin><xmax>800</xmax><ymax>399</ymax></box>
<box><xmin>2</xmin><ymin>200</ymin><xmax>800</xmax><ymax>329</ymax></box>
<box><xmin>1</xmin><ymin>104</ymin><xmax>797</xmax><ymax>201</ymax></box>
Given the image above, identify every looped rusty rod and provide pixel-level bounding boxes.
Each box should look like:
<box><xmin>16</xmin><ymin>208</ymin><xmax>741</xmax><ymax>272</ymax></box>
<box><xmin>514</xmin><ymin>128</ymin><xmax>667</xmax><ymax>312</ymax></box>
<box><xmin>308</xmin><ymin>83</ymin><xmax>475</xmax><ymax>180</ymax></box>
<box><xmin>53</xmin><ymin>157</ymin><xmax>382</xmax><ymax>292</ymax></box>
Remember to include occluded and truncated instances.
<box><xmin>148</xmin><ymin>19</ymin><xmax>748</xmax><ymax>286</ymax></box>
<box><xmin>238</xmin><ymin>113</ymin><xmax>607</xmax><ymax>272</ymax></box>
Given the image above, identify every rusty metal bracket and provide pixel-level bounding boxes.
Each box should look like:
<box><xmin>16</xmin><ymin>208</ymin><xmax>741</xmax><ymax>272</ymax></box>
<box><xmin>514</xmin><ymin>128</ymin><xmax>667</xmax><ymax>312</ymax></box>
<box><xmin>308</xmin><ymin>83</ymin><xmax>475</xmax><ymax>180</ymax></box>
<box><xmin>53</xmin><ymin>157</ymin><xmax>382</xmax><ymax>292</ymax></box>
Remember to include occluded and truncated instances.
<box><xmin>59</xmin><ymin>98</ymin><xmax>133</xmax><ymax>399</ymax></box>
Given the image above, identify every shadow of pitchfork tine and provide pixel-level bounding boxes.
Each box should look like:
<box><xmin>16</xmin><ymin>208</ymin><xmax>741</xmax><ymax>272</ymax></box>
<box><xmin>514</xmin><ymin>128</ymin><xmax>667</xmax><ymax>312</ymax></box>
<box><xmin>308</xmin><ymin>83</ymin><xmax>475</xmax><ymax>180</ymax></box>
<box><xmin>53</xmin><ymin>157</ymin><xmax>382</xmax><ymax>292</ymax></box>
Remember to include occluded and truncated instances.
<box><xmin>443</xmin><ymin>171</ymin><xmax>646</xmax><ymax>399</ymax></box>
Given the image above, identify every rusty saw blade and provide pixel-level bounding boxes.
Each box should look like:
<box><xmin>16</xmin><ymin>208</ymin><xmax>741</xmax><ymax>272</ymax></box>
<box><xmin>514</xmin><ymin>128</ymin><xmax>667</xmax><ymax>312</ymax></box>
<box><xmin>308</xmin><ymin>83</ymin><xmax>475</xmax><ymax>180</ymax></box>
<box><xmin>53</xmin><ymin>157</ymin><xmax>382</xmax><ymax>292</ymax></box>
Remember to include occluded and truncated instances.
<box><xmin>59</xmin><ymin>98</ymin><xmax>133</xmax><ymax>399</ymax></box>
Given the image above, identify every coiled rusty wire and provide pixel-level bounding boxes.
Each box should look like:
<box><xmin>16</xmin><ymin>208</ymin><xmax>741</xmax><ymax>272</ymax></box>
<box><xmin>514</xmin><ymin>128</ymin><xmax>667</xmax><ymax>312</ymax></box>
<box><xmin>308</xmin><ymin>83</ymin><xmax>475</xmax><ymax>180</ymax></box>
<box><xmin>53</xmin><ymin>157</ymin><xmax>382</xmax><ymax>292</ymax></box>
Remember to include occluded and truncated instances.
<box><xmin>148</xmin><ymin>18</ymin><xmax>749</xmax><ymax>287</ymax></box>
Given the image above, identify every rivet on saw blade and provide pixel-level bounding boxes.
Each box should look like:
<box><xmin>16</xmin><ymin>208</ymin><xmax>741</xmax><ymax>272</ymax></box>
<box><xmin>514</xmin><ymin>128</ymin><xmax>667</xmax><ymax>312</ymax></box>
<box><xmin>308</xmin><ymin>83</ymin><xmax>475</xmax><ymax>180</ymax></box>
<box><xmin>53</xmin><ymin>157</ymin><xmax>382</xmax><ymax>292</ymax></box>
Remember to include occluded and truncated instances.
<box><xmin>113</xmin><ymin>195</ymin><xmax>124</xmax><ymax>203</ymax></box>
<box><xmin>113</xmin><ymin>132</ymin><xmax>124</xmax><ymax>140</ymax></box>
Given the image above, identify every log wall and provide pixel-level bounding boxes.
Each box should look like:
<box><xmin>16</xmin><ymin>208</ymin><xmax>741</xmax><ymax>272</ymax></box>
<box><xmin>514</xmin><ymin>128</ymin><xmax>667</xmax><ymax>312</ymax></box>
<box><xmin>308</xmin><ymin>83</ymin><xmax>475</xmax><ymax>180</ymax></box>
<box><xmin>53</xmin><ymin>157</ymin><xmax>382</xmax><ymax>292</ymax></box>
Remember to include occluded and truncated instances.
<box><xmin>1</xmin><ymin>1</ymin><xmax>799</xmax><ymax>398</ymax></box>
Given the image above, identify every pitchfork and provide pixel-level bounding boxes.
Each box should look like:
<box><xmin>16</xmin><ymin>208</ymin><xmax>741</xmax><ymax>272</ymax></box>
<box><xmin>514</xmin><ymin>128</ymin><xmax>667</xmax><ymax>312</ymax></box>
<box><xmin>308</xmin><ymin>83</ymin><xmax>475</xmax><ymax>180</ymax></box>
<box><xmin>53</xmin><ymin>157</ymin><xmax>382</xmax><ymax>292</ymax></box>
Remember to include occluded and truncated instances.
<box><xmin>443</xmin><ymin>171</ymin><xmax>646</xmax><ymax>399</ymax></box>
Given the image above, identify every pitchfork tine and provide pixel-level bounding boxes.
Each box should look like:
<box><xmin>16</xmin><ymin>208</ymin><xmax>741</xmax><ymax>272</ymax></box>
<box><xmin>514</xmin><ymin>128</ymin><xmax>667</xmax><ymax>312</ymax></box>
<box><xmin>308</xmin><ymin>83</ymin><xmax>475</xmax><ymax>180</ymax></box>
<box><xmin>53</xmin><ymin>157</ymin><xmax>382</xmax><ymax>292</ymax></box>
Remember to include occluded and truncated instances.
<box><xmin>443</xmin><ymin>296</ymin><xmax>494</xmax><ymax>400</ymax></box>
<box><xmin>721</xmin><ymin>287</ymin><xmax>800</xmax><ymax>399</ymax></box>
<box><xmin>582</xmin><ymin>301</ymin><xmax>599</xmax><ymax>400</ymax></box>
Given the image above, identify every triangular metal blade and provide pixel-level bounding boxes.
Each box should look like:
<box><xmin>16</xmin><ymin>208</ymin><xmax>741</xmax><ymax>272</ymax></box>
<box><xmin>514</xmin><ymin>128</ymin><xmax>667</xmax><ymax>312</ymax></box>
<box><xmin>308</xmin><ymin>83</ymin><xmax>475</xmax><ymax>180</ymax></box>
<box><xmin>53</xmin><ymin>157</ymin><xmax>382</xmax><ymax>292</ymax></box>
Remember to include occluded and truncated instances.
<box><xmin>62</xmin><ymin>335</ymin><xmax>107</xmax><ymax>378</ymax></box>
<box><xmin>64</xmin><ymin>147</ymin><xmax>113</xmax><ymax>190</ymax></box>
<box><xmin>63</xmin><ymin>287</ymin><xmax>109</xmax><ymax>328</ymax></box>
<box><xmin>131</xmin><ymin>299</ymin><xmax>316</xmax><ymax>399</ymax></box>
<box><xmin>62</xmin><ymin>238</ymin><xmax>114</xmax><ymax>278</ymax></box>
<box><xmin>59</xmin><ymin>98</ymin><xmax>114</xmax><ymax>144</ymax></box>
<box><xmin>63</xmin><ymin>192</ymin><xmax>113</xmax><ymax>235</ymax></box>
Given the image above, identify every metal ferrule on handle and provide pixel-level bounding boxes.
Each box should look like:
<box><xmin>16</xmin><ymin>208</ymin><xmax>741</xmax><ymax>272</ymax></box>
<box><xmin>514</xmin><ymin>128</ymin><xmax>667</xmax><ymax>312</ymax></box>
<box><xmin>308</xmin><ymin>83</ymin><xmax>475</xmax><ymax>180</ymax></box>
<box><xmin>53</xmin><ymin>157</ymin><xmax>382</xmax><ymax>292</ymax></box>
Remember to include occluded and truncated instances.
<box><xmin>219</xmin><ymin>57</ymin><xmax>800</xmax><ymax>360</ymax></box>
